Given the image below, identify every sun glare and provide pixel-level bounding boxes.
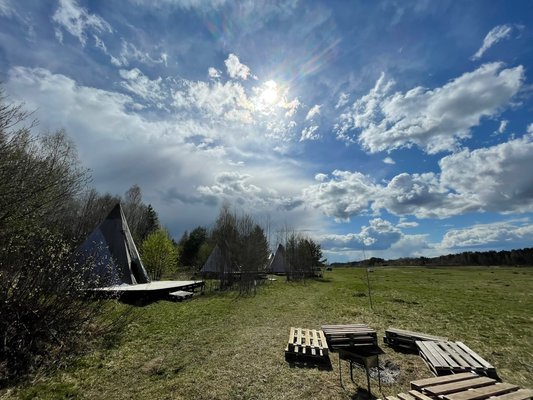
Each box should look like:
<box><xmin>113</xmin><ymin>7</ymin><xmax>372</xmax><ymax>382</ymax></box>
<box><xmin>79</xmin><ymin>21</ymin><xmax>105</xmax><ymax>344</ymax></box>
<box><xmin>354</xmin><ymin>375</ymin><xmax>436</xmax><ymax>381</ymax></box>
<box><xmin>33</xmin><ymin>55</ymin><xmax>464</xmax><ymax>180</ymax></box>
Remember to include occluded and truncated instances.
<box><xmin>260</xmin><ymin>80</ymin><xmax>279</xmax><ymax>105</ymax></box>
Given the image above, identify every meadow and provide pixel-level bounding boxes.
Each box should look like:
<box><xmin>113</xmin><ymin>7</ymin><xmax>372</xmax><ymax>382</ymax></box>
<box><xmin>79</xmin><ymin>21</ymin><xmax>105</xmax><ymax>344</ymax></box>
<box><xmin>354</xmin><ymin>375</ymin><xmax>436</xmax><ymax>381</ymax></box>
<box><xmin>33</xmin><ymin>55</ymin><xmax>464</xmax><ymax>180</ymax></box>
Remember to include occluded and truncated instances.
<box><xmin>5</xmin><ymin>266</ymin><xmax>532</xmax><ymax>400</ymax></box>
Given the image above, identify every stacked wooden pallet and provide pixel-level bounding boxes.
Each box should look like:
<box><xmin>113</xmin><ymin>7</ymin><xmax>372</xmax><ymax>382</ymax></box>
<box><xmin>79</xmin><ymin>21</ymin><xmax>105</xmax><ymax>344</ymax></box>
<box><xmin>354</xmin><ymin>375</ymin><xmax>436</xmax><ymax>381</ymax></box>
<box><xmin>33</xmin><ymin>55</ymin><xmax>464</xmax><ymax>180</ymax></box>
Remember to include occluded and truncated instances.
<box><xmin>321</xmin><ymin>323</ymin><xmax>377</xmax><ymax>350</ymax></box>
<box><xmin>416</xmin><ymin>341</ymin><xmax>497</xmax><ymax>378</ymax></box>
<box><xmin>285</xmin><ymin>327</ymin><xmax>329</xmax><ymax>360</ymax></box>
<box><xmin>384</xmin><ymin>327</ymin><xmax>448</xmax><ymax>351</ymax></box>
<box><xmin>379</xmin><ymin>372</ymin><xmax>532</xmax><ymax>400</ymax></box>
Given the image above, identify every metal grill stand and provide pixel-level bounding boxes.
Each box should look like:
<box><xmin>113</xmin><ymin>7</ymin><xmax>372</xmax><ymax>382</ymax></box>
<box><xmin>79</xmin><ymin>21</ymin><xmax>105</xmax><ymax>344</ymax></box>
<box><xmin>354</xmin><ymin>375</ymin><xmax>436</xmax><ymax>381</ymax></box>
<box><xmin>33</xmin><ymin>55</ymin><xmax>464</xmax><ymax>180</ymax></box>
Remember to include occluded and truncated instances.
<box><xmin>338</xmin><ymin>347</ymin><xmax>383</xmax><ymax>395</ymax></box>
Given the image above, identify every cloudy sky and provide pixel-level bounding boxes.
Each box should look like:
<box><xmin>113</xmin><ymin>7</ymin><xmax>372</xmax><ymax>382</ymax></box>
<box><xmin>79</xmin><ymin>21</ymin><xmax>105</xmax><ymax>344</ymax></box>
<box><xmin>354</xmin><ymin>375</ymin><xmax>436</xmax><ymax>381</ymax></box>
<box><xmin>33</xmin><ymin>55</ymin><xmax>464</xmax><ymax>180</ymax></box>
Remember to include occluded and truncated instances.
<box><xmin>1</xmin><ymin>0</ymin><xmax>532</xmax><ymax>262</ymax></box>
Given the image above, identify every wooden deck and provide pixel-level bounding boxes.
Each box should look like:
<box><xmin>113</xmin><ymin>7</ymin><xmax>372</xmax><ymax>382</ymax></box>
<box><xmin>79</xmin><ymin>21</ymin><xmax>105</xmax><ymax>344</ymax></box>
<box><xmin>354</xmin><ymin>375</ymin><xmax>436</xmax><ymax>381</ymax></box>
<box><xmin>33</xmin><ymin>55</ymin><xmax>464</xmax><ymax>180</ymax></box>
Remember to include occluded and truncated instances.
<box><xmin>379</xmin><ymin>372</ymin><xmax>532</xmax><ymax>400</ymax></box>
<box><xmin>94</xmin><ymin>280</ymin><xmax>205</xmax><ymax>301</ymax></box>
<box><xmin>416</xmin><ymin>341</ymin><xmax>497</xmax><ymax>377</ymax></box>
<box><xmin>96</xmin><ymin>280</ymin><xmax>204</xmax><ymax>293</ymax></box>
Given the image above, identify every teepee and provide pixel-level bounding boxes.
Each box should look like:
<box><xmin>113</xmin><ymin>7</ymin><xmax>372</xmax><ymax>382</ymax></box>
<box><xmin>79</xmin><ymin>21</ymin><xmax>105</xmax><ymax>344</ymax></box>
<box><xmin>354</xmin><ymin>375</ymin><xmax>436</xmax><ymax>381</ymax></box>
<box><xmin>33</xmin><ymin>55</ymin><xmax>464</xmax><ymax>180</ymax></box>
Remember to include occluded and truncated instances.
<box><xmin>200</xmin><ymin>244</ymin><xmax>237</xmax><ymax>275</ymax></box>
<box><xmin>268</xmin><ymin>244</ymin><xmax>291</xmax><ymax>274</ymax></box>
<box><xmin>75</xmin><ymin>203</ymin><xmax>150</xmax><ymax>286</ymax></box>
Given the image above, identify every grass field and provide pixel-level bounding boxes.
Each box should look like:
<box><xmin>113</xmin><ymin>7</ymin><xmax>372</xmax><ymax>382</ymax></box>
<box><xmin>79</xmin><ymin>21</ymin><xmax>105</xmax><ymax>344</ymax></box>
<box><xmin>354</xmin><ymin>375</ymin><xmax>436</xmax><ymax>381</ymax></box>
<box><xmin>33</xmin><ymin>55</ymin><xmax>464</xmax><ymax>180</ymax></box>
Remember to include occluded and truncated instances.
<box><xmin>4</xmin><ymin>266</ymin><xmax>533</xmax><ymax>400</ymax></box>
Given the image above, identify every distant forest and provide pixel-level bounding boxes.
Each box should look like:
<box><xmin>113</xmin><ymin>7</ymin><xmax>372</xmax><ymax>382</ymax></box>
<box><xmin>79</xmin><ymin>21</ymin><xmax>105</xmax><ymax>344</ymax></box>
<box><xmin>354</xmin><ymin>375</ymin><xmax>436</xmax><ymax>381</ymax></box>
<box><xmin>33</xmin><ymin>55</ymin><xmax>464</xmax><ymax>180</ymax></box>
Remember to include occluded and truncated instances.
<box><xmin>331</xmin><ymin>248</ymin><xmax>533</xmax><ymax>267</ymax></box>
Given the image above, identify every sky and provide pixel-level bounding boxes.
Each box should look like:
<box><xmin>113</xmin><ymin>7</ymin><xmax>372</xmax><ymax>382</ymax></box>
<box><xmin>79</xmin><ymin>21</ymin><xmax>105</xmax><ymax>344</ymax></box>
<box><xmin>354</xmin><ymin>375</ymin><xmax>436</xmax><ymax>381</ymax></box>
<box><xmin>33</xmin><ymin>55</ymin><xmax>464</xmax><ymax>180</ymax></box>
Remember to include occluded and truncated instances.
<box><xmin>1</xmin><ymin>0</ymin><xmax>532</xmax><ymax>262</ymax></box>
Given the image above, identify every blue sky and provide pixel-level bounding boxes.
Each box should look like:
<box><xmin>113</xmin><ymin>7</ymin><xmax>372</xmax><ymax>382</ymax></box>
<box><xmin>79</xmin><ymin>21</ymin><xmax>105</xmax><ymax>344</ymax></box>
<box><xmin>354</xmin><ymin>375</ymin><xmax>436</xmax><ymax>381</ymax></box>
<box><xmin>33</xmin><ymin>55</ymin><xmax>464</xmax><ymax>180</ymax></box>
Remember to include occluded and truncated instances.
<box><xmin>1</xmin><ymin>0</ymin><xmax>532</xmax><ymax>262</ymax></box>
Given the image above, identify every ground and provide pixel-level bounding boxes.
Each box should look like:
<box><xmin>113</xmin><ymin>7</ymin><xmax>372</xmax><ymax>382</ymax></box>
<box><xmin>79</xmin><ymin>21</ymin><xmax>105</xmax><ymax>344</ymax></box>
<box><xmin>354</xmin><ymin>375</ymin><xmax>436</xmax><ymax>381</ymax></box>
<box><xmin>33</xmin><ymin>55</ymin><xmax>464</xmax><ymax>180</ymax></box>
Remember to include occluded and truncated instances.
<box><xmin>3</xmin><ymin>266</ymin><xmax>532</xmax><ymax>399</ymax></box>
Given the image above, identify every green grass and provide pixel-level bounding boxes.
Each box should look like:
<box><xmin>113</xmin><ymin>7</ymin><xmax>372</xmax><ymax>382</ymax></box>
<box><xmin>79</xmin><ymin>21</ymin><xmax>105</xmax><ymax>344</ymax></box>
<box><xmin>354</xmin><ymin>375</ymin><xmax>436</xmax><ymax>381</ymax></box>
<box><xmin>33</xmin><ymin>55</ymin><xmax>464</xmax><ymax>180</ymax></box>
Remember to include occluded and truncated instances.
<box><xmin>4</xmin><ymin>266</ymin><xmax>532</xmax><ymax>399</ymax></box>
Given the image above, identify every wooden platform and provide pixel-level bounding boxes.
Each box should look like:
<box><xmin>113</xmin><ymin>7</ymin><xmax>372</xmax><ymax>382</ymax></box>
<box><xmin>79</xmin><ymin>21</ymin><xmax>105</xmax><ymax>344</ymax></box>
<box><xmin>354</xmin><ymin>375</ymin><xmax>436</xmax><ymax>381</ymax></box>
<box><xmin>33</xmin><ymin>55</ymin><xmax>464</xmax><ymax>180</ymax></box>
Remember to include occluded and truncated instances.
<box><xmin>168</xmin><ymin>290</ymin><xmax>194</xmax><ymax>301</ymax></box>
<box><xmin>405</xmin><ymin>372</ymin><xmax>533</xmax><ymax>400</ymax></box>
<box><xmin>94</xmin><ymin>280</ymin><xmax>205</xmax><ymax>301</ymax></box>
<box><xmin>384</xmin><ymin>327</ymin><xmax>448</xmax><ymax>351</ymax></box>
<box><xmin>285</xmin><ymin>327</ymin><xmax>329</xmax><ymax>360</ymax></box>
<box><xmin>321</xmin><ymin>324</ymin><xmax>377</xmax><ymax>350</ymax></box>
<box><xmin>416</xmin><ymin>341</ymin><xmax>497</xmax><ymax>377</ymax></box>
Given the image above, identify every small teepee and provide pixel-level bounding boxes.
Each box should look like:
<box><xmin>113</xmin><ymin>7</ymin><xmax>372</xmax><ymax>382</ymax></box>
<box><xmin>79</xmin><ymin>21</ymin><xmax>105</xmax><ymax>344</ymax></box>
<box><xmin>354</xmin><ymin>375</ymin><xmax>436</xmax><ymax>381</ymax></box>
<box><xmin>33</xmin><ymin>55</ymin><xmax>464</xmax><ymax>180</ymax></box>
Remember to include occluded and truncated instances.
<box><xmin>268</xmin><ymin>244</ymin><xmax>291</xmax><ymax>274</ymax></box>
<box><xmin>200</xmin><ymin>244</ymin><xmax>238</xmax><ymax>275</ymax></box>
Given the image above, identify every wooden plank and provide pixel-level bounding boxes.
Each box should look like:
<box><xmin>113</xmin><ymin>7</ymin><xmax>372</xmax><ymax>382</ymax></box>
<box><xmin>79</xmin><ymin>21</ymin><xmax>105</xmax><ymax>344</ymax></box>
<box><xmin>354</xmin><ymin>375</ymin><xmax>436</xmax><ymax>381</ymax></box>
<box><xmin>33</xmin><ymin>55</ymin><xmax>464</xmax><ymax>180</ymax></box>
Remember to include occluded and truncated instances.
<box><xmin>319</xmin><ymin>330</ymin><xmax>329</xmax><ymax>355</ymax></box>
<box><xmin>417</xmin><ymin>341</ymin><xmax>452</xmax><ymax>370</ymax></box>
<box><xmin>288</xmin><ymin>327</ymin><xmax>296</xmax><ymax>352</ymax></box>
<box><xmin>440</xmin><ymin>342</ymin><xmax>472</xmax><ymax>369</ymax></box>
<box><xmin>387</xmin><ymin>327</ymin><xmax>448</xmax><ymax>342</ymax></box>
<box><xmin>445</xmin><ymin>383</ymin><xmax>519</xmax><ymax>400</ymax></box>
<box><xmin>296</xmin><ymin>328</ymin><xmax>302</xmax><ymax>346</ymax></box>
<box><xmin>448</xmin><ymin>342</ymin><xmax>484</xmax><ymax>369</ymax></box>
<box><xmin>424</xmin><ymin>377</ymin><xmax>496</xmax><ymax>396</ymax></box>
<box><xmin>433</xmin><ymin>342</ymin><xmax>462</xmax><ymax>369</ymax></box>
<box><xmin>386</xmin><ymin>396</ymin><xmax>402</xmax><ymax>400</ymax></box>
<box><xmin>454</xmin><ymin>342</ymin><xmax>494</xmax><ymax>370</ymax></box>
<box><xmin>409</xmin><ymin>390</ymin><xmax>435</xmax><ymax>400</ymax></box>
<box><xmin>411</xmin><ymin>372</ymin><xmax>479</xmax><ymax>390</ymax></box>
<box><xmin>397</xmin><ymin>393</ymin><xmax>416</xmax><ymax>400</ymax></box>
<box><xmin>491</xmin><ymin>389</ymin><xmax>533</xmax><ymax>400</ymax></box>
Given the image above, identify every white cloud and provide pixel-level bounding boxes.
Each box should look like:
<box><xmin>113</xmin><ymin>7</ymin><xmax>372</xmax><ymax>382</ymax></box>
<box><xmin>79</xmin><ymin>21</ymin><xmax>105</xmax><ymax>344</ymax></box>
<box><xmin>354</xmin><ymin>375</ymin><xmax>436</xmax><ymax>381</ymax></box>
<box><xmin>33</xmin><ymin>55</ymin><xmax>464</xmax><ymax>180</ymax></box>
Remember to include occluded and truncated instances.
<box><xmin>52</xmin><ymin>0</ymin><xmax>112</xmax><ymax>46</ymax></box>
<box><xmin>300</xmin><ymin>125</ymin><xmax>320</xmax><ymax>141</ymax></box>
<box><xmin>335</xmin><ymin>63</ymin><xmax>524</xmax><ymax>154</ymax></box>
<box><xmin>373</xmin><ymin>172</ymin><xmax>477</xmax><ymax>218</ymax></box>
<box><xmin>472</xmin><ymin>24</ymin><xmax>513</xmax><ymax>60</ymax></box>
<box><xmin>305</xmin><ymin>104</ymin><xmax>321</xmax><ymax>120</ymax></box>
<box><xmin>440</xmin><ymin>219</ymin><xmax>533</xmax><ymax>249</ymax></box>
<box><xmin>127</xmin><ymin>0</ymin><xmax>228</xmax><ymax>10</ymax></box>
<box><xmin>112</xmin><ymin>40</ymin><xmax>168</xmax><ymax>67</ymax></box>
<box><xmin>314</xmin><ymin>173</ymin><xmax>328</xmax><ymax>182</ymax></box>
<box><xmin>173</xmin><ymin>79</ymin><xmax>253</xmax><ymax>124</ymax></box>
<box><xmin>0</xmin><ymin>0</ymin><xmax>14</xmax><ymax>17</ymax></box>
<box><xmin>303</xmin><ymin>170</ymin><xmax>378</xmax><ymax>222</ymax></box>
<box><xmin>497</xmin><ymin>119</ymin><xmax>508</xmax><ymax>134</ymax></box>
<box><xmin>4</xmin><ymin>66</ymin><xmax>318</xmax><ymax>240</ymax></box>
<box><xmin>119</xmin><ymin>68</ymin><xmax>166</xmax><ymax>105</ymax></box>
<box><xmin>319</xmin><ymin>218</ymin><xmax>402</xmax><ymax>251</ymax></box>
<box><xmin>383</xmin><ymin>156</ymin><xmax>395</xmax><ymax>165</ymax></box>
<box><xmin>304</xmin><ymin>130</ymin><xmax>533</xmax><ymax>221</ymax></box>
<box><xmin>397</xmin><ymin>218</ymin><xmax>418</xmax><ymax>228</ymax></box>
<box><xmin>194</xmin><ymin>171</ymin><xmax>302</xmax><ymax>211</ymax></box>
<box><xmin>93</xmin><ymin>34</ymin><xmax>107</xmax><ymax>52</ymax></box>
<box><xmin>171</xmin><ymin>73</ymin><xmax>300</xmax><ymax>141</ymax></box>
<box><xmin>439</xmin><ymin>132</ymin><xmax>533</xmax><ymax>214</ymax></box>
<box><xmin>208</xmin><ymin>67</ymin><xmax>221</xmax><ymax>79</ymax></box>
<box><xmin>224</xmin><ymin>53</ymin><xmax>251</xmax><ymax>80</ymax></box>
<box><xmin>335</xmin><ymin>92</ymin><xmax>349</xmax><ymax>109</ymax></box>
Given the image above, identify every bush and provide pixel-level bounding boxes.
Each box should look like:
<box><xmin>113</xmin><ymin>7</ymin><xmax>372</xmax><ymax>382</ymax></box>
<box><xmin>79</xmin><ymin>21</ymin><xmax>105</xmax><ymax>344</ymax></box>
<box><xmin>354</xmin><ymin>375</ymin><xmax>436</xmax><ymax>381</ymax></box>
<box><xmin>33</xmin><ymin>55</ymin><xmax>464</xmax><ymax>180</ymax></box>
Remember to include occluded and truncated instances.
<box><xmin>0</xmin><ymin>89</ymin><xmax>128</xmax><ymax>386</ymax></box>
<box><xmin>0</xmin><ymin>228</ymin><xmax>121</xmax><ymax>386</ymax></box>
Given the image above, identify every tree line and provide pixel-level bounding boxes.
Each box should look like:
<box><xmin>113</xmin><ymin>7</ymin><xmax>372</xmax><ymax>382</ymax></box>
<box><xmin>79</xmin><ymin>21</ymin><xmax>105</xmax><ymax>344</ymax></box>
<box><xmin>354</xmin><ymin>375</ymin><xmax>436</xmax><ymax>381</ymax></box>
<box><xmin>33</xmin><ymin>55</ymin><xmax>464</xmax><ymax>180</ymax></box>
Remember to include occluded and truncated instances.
<box><xmin>331</xmin><ymin>248</ymin><xmax>533</xmax><ymax>268</ymax></box>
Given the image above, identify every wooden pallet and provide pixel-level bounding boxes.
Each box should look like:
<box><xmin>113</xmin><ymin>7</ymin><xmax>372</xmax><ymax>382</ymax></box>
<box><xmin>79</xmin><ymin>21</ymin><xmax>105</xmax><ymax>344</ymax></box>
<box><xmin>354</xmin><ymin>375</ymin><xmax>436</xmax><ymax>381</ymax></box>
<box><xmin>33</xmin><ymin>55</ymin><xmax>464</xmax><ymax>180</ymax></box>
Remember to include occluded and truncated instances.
<box><xmin>285</xmin><ymin>327</ymin><xmax>329</xmax><ymax>359</ymax></box>
<box><xmin>384</xmin><ymin>327</ymin><xmax>448</xmax><ymax>351</ymax></box>
<box><xmin>321</xmin><ymin>324</ymin><xmax>377</xmax><ymax>350</ymax></box>
<box><xmin>416</xmin><ymin>341</ymin><xmax>497</xmax><ymax>378</ymax></box>
<box><xmin>407</xmin><ymin>372</ymin><xmax>533</xmax><ymax>400</ymax></box>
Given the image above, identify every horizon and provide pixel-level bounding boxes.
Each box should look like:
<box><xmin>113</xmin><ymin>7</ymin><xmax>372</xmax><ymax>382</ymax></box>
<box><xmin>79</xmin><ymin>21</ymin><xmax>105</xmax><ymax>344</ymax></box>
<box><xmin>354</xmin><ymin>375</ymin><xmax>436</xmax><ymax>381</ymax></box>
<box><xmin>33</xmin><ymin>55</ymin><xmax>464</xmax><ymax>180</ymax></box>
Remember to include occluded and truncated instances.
<box><xmin>1</xmin><ymin>0</ymin><xmax>532</xmax><ymax>262</ymax></box>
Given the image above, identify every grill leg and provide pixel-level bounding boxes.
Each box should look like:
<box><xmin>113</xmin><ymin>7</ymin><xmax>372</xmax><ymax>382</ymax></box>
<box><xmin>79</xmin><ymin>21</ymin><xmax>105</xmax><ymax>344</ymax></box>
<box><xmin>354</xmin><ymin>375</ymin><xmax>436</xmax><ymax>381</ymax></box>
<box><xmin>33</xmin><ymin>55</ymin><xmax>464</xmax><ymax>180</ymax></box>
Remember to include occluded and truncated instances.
<box><xmin>366</xmin><ymin>366</ymin><xmax>371</xmax><ymax>396</ymax></box>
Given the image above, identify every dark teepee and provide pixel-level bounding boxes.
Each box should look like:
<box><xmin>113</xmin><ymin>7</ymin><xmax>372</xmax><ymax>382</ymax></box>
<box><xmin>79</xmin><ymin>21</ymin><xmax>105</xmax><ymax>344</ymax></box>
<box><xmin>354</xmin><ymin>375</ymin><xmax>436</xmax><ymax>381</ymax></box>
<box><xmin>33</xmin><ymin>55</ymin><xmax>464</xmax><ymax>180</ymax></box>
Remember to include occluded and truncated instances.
<box><xmin>75</xmin><ymin>203</ymin><xmax>150</xmax><ymax>286</ymax></box>
<box><xmin>200</xmin><ymin>244</ymin><xmax>238</xmax><ymax>275</ymax></box>
<box><xmin>268</xmin><ymin>243</ymin><xmax>291</xmax><ymax>274</ymax></box>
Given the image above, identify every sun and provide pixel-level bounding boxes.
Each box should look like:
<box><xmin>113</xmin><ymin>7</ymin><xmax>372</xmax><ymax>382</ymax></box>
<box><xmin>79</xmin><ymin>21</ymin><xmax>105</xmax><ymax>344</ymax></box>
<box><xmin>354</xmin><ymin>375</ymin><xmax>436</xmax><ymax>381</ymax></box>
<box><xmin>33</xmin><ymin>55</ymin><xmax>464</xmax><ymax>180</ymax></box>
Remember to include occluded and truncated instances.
<box><xmin>260</xmin><ymin>80</ymin><xmax>279</xmax><ymax>105</ymax></box>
